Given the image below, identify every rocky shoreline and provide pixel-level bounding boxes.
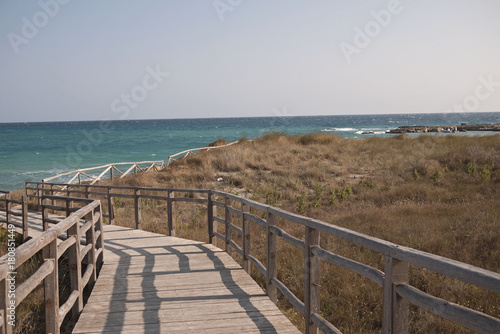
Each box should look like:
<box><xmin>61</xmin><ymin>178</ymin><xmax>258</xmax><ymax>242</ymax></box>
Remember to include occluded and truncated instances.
<box><xmin>388</xmin><ymin>123</ymin><xmax>500</xmax><ymax>134</ymax></box>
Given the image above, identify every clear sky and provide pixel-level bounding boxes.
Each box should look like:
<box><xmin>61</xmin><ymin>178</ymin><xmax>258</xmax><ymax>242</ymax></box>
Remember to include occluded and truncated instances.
<box><xmin>1</xmin><ymin>0</ymin><xmax>499</xmax><ymax>122</ymax></box>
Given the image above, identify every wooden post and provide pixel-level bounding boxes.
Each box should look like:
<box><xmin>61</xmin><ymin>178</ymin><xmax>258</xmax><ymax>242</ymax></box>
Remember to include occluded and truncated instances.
<box><xmin>22</xmin><ymin>196</ymin><xmax>28</xmax><ymax>241</ymax></box>
<box><xmin>0</xmin><ymin>278</ymin><xmax>13</xmax><ymax>334</ymax></box>
<box><xmin>37</xmin><ymin>183</ymin><xmax>42</xmax><ymax>207</ymax></box>
<box><xmin>107</xmin><ymin>187</ymin><xmax>114</xmax><ymax>224</ymax></box>
<box><xmin>42</xmin><ymin>197</ymin><xmax>48</xmax><ymax>231</ymax></box>
<box><xmin>207</xmin><ymin>192</ymin><xmax>214</xmax><ymax>244</ymax></box>
<box><xmin>134</xmin><ymin>189</ymin><xmax>142</xmax><ymax>230</ymax></box>
<box><xmin>212</xmin><ymin>202</ymin><xmax>218</xmax><ymax>247</ymax></box>
<box><xmin>65</xmin><ymin>198</ymin><xmax>71</xmax><ymax>218</ymax></box>
<box><xmin>43</xmin><ymin>239</ymin><xmax>59</xmax><ymax>334</ymax></box>
<box><xmin>383</xmin><ymin>256</ymin><xmax>409</xmax><ymax>334</ymax></box>
<box><xmin>50</xmin><ymin>185</ymin><xmax>55</xmax><ymax>214</ymax></box>
<box><xmin>86</xmin><ymin>210</ymin><xmax>97</xmax><ymax>288</ymax></box>
<box><xmin>78</xmin><ymin>172</ymin><xmax>81</xmax><ymax>184</ymax></box>
<box><xmin>224</xmin><ymin>196</ymin><xmax>231</xmax><ymax>255</ymax></box>
<box><xmin>68</xmin><ymin>216</ymin><xmax>83</xmax><ymax>318</ymax></box>
<box><xmin>266</xmin><ymin>210</ymin><xmax>277</xmax><ymax>303</ymax></box>
<box><xmin>305</xmin><ymin>227</ymin><xmax>321</xmax><ymax>334</ymax></box>
<box><xmin>167</xmin><ymin>191</ymin><xmax>176</xmax><ymax>236</ymax></box>
<box><xmin>84</xmin><ymin>185</ymin><xmax>89</xmax><ymax>199</ymax></box>
<box><xmin>66</xmin><ymin>187</ymin><xmax>72</xmax><ymax>218</ymax></box>
<box><xmin>5</xmin><ymin>193</ymin><xmax>11</xmax><ymax>224</ymax></box>
<box><xmin>242</xmin><ymin>202</ymin><xmax>251</xmax><ymax>274</ymax></box>
<box><xmin>110</xmin><ymin>167</ymin><xmax>114</xmax><ymax>180</ymax></box>
<box><xmin>95</xmin><ymin>204</ymin><xmax>104</xmax><ymax>271</ymax></box>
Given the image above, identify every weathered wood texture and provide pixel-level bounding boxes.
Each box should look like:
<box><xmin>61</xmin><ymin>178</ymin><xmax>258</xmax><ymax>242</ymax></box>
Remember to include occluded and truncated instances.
<box><xmin>0</xmin><ymin>200</ymin><xmax>104</xmax><ymax>334</ymax></box>
<box><xmin>23</xmin><ymin>184</ymin><xmax>500</xmax><ymax>333</ymax></box>
<box><xmin>72</xmin><ymin>225</ymin><xmax>300</xmax><ymax>334</ymax></box>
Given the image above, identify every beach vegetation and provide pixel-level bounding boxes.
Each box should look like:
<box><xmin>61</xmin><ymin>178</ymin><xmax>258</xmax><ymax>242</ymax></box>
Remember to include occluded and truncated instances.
<box><xmin>19</xmin><ymin>133</ymin><xmax>498</xmax><ymax>333</ymax></box>
<box><xmin>208</xmin><ymin>138</ymin><xmax>228</xmax><ymax>147</ymax></box>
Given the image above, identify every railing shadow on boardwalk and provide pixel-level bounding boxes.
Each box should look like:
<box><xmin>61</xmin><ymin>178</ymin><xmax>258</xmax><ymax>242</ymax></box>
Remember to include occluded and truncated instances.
<box><xmin>98</xmin><ymin>230</ymin><xmax>280</xmax><ymax>333</ymax></box>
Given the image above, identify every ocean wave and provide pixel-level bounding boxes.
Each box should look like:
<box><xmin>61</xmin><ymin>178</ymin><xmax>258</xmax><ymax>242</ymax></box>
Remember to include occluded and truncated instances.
<box><xmin>18</xmin><ymin>169</ymin><xmax>67</xmax><ymax>176</ymax></box>
<box><xmin>321</xmin><ymin>128</ymin><xmax>357</xmax><ymax>132</ymax></box>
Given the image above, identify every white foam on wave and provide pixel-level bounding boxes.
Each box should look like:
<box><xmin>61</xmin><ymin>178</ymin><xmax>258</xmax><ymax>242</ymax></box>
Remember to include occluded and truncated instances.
<box><xmin>321</xmin><ymin>128</ymin><xmax>357</xmax><ymax>132</ymax></box>
<box><xmin>356</xmin><ymin>130</ymin><xmax>387</xmax><ymax>135</ymax></box>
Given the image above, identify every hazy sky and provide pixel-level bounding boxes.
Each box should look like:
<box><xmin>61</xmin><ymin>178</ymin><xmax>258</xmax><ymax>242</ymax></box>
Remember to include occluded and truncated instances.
<box><xmin>1</xmin><ymin>0</ymin><xmax>499</xmax><ymax>122</ymax></box>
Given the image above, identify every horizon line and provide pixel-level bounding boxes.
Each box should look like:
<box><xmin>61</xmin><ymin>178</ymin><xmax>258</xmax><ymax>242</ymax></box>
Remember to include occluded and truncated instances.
<box><xmin>2</xmin><ymin>111</ymin><xmax>500</xmax><ymax>125</ymax></box>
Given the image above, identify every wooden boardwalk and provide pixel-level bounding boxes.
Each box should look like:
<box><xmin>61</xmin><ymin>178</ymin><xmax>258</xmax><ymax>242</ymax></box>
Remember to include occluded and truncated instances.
<box><xmin>1</xmin><ymin>210</ymin><xmax>299</xmax><ymax>333</ymax></box>
<box><xmin>73</xmin><ymin>225</ymin><xmax>300</xmax><ymax>333</ymax></box>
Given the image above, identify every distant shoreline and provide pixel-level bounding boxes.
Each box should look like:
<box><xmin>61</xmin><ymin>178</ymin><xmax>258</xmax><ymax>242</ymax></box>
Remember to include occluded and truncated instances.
<box><xmin>388</xmin><ymin>123</ymin><xmax>500</xmax><ymax>134</ymax></box>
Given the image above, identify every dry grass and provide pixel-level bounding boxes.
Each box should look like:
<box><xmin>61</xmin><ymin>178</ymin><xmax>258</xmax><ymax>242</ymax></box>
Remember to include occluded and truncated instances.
<box><xmin>69</xmin><ymin>133</ymin><xmax>500</xmax><ymax>332</ymax></box>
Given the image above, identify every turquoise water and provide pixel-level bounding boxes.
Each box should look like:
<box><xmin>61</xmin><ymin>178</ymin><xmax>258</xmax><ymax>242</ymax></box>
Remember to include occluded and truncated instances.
<box><xmin>1</xmin><ymin>113</ymin><xmax>499</xmax><ymax>191</ymax></box>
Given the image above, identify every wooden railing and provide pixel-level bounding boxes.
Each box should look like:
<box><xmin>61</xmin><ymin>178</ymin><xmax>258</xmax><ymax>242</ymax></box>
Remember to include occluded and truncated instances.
<box><xmin>42</xmin><ymin>140</ymin><xmax>239</xmax><ymax>186</ymax></box>
<box><xmin>0</xmin><ymin>191</ymin><xmax>29</xmax><ymax>241</ymax></box>
<box><xmin>25</xmin><ymin>182</ymin><xmax>500</xmax><ymax>334</ymax></box>
<box><xmin>42</xmin><ymin>161</ymin><xmax>166</xmax><ymax>185</ymax></box>
<box><xmin>0</xmin><ymin>196</ymin><xmax>104</xmax><ymax>334</ymax></box>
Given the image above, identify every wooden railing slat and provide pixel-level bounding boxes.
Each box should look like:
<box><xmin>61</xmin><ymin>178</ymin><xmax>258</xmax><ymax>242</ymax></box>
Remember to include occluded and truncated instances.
<box><xmin>57</xmin><ymin>236</ymin><xmax>77</xmax><ymax>259</ymax></box>
<box><xmin>312</xmin><ymin>246</ymin><xmax>384</xmax><ymax>287</ymax></box>
<box><xmin>271</xmin><ymin>277</ymin><xmax>305</xmax><ymax>315</ymax></box>
<box><xmin>396</xmin><ymin>284</ymin><xmax>500</xmax><ymax>334</ymax></box>
<box><xmin>310</xmin><ymin>313</ymin><xmax>342</xmax><ymax>334</ymax></box>
<box><xmin>269</xmin><ymin>225</ymin><xmax>304</xmax><ymax>250</ymax></box>
<box><xmin>58</xmin><ymin>290</ymin><xmax>79</xmax><ymax>327</ymax></box>
<box><xmin>15</xmin><ymin>259</ymin><xmax>54</xmax><ymax>307</ymax></box>
<box><xmin>247</xmin><ymin>254</ymin><xmax>266</xmax><ymax>277</ymax></box>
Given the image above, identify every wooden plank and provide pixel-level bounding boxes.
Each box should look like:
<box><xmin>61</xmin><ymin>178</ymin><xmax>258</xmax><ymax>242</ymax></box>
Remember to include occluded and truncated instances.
<box><xmin>266</xmin><ymin>211</ymin><xmax>277</xmax><ymax>304</ymax></box>
<box><xmin>15</xmin><ymin>260</ymin><xmax>53</xmax><ymax>307</ymax></box>
<box><xmin>0</xmin><ymin>277</ymin><xmax>12</xmax><ymax>334</ymax></box>
<box><xmin>225</xmin><ymin>195</ymin><xmax>231</xmax><ymax>255</ymax></box>
<box><xmin>396</xmin><ymin>284</ymin><xmax>500</xmax><ymax>334</ymax></box>
<box><xmin>272</xmin><ymin>277</ymin><xmax>304</xmax><ymax>315</ymax></box>
<box><xmin>207</xmin><ymin>193</ymin><xmax>214</xmax><ymax>244</ymax></box>
<box><xmin>67</xmin><ymin>217</ymin><xmax>83</xmax><ymax>318</ymax></box>
<box><xmin>242</xmin><ymin>202</ymin><xmax>251</xmax><ymax>274</ymax></box>
<box><xmin>43</xmin><ymin>242</ymin><xmax>59</xmax><ymax>334</ymax></box>
<box><xmin>305</xmin><ymin>226</ymin><xmax>320</xmax><ymax>334</ymax></box>
<box><xmin>383</xmin><ymin>256</ymin><xmax>409</xmax><ymax>334</ymax></box>
<box><xmin>312</xmin><ymin>246</ymin><xmax>384</xmax><ymax>287</ymax></box>
<box><xmin>22</xmin><ymin>196</ymin><xmax>28</xmax><ymax>241</ymax></box>
<box><xmin>270</xmin><ymin>225</ymin><xmax>304</xmax><ymax>250</ymax></box>
<box><xmin>311</xmin><ymin>313</ymin><xmax>342</xmax><ymax>334</ymax></box>
<box><xmin>134</xmin><ymin>189</ymin><xmax>141</xmax><ymax>230</ymax></box>
<box><xmin>167</xmin><ymin>190</ymin><xmax>175</xmax><ymax>236</ymax></box>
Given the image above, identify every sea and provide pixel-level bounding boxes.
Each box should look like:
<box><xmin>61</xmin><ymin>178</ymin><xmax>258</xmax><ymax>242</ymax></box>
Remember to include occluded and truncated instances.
<box><xmin>1</xmin><ymin>112</ymin><xmax>499</xmax><ymax>191</ymax></box>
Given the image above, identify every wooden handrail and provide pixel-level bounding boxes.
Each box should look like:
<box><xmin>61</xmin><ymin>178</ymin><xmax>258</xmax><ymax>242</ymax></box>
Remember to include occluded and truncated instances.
<box><xmin>23</xmin><ymin>182</ymin><xmax>500</xmax><ymax>333</ymax></box>
<box><xmin>0</xmin><ymin>198</ymin><xmax>104</xmax><ymax>333</ymax></box>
